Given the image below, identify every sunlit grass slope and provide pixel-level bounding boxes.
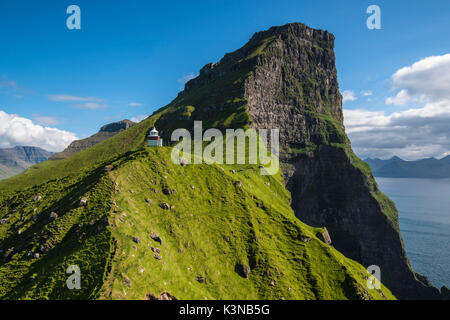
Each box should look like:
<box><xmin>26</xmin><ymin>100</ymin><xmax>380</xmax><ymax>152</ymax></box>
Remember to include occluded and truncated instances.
<box><xmin>0</xmin><ymin>147</ymin><xmax>394</xmax><ymax>300</ymax></box>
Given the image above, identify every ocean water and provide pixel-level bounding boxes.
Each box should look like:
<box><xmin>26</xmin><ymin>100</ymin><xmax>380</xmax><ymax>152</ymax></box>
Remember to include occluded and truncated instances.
<box><xmin>375</xmin><ymin>177</ymin><xmax>450</xmax><ymax>289</ymax></box>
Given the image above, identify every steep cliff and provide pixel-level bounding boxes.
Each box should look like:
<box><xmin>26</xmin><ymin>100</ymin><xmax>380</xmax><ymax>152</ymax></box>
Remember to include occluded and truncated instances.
<box><xmin>154</xmin><ymin>23</ymin><xmax>441</xmax><ymax>299</ymax></box>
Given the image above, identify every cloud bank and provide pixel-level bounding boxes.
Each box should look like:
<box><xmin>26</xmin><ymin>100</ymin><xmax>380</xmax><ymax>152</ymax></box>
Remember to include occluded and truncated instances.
<box><xmin>345</xmin><ymin>54</ymin><xmax>450</xmax><ymax>160</ymax></box>
<box><xmin>342</xmin><ymin>90</ymin><xmax>357</xmax><ymax>103</ymax></box>
<box><xmin>0</xmin><ymin>110</ymin><xmax>78</xmax><ymax>152</ymax></box>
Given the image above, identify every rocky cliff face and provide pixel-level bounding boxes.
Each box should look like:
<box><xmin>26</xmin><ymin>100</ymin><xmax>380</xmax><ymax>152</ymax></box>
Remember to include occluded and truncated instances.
<box><xmin>246</xmin><ymin>23</ymin><xmax>443</xmax><ymax>299</ymax></box>
<box><xmin>50</xmin><ymin>120</ymin><xmax>136</xmax><ymax>160</ymax></box>
<box><xmin>157</xmin><ymin>23</ymin><xmax>441</xmax><ymax>299</ymax></box>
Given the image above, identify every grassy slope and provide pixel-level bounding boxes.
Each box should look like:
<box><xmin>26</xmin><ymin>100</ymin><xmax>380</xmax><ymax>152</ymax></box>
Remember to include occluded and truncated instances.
<box><xmin>0</xmin><ymin>165</ymin><xmax>115</xmax><ymax>299</ymax></box>
<box><xmin>0</xmin><ymin>147</ymin><xmax>394</xmax><ymax>299</ymax></box>
<box><xmin>0</xmin><ymin>164</ymin><xmax>24</xmax><ymax>181</ymax></box>
<box><xmin>101</xmin><ymin>148</ymin><xmax>394</xmax><ymax>300</ymax></box>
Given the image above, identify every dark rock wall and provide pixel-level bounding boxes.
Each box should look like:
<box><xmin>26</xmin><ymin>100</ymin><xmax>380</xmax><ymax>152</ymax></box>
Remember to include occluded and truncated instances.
<box><xmin>243</xmin><ymin>23</ymin><xmax>440</xmax><ymax>299</ymax></box>
<box><xmin>154</xmin><ymin>22</ymin><xmax>442</xmax><ymax>299</ymax></box>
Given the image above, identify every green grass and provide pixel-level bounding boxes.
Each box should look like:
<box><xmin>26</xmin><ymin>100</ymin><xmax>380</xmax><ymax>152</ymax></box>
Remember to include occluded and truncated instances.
<box><xmin>101</xmin><ymin>148</ymin><xmax>394</xmax><ymax>300</ymax></box>
<box><xmin>0</xmin><ymin>165</ymin><xmax>24</xmax><ymax>181</ymax></box>
<box><xmin>0</xmin><ymin>147</ymin><xmax>395</xmax><ymax>300</ymax></box>
<box><xmin>0</xmin><ymin>165</ymin><xmax>115</xmax><ymax>299</ymax></box>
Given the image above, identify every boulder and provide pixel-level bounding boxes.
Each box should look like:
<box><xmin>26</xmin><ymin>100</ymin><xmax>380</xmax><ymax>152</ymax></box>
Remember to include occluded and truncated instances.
<box><xmin>236</xmin><ymin>264</ymin><xmax>251</xmax><ymax>278</ymax></box>
<box><xmin>160</xmin><ymin>203</ymin><xmax>170</xmax><ymax>210</ymax></box>
<box><xmin>196</xmin><ymin>276</ymin><xmax>206</xmax><ymax>283</ymax></box>
<box><xmin>146</xmin><ymin>292</ymin><xmax>178</xmax><ymax>300</ymax></box>
<box><xmin>79</xmin><ymin>197</ymin><xmax>88</xmax><ymax>207</ymax></box>
<box><xmin>33</xmin><ymin>195</ymin><xmax>42</xmax><ymax>202</ymax></box>
<box><xmin>160</xmin><ymin>292</ymin><xmax>177</xmax><ymax>300</ymax></box>
<box><xmin>133</xmin><ymin>236</ymin><xmax>141</xmax><ymax>244</ymax></box>
<box><xmin>145</xmin><ymin>198</ymin><xmax>152</xmax><ymax>204</ymax></box>
<box><xmin>151</xmin><ymin>247</ymin><xmax>161</xmax><ymax>254</ymax></box>
<box><xmin>50</xmin><ymin>212</ymin><xmax>58</xmax><ymax>220</ymax></box>
<box><xmin>300</xmin><ymin>236</ymin><xmax>311</xmax><ymax>243</ymax></box>
<box><xmin>162</xmin><ymin>187</ymin><xmax>176</xmax><ymax>195</ymax></box>
<box><xmin>104</xmin><ymin>165</ymin><xmax>114</xmax><ymax>172</ymax></box>
<box><xmin>317</xmin><ymin>228</ymin><xmax>332</xmax><ymax>245</ymax></box>
<box><xmin>150</xmin><ymin>232</ymin><xmax>162</xmax><ymax>245</ymax></box>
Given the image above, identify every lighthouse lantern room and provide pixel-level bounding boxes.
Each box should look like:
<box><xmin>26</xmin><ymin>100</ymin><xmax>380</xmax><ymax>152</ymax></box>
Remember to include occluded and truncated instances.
<box><xmin>148</xmin><ymin>127</ymin><xmax>163</xmax><ymax>147</ymax></box>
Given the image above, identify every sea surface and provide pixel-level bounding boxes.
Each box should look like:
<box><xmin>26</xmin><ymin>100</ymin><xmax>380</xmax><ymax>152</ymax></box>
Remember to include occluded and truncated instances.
<box><xmin>375</xmin><ymin>177</ymin><xmax>450</xmax><ymax>289</ymax></box>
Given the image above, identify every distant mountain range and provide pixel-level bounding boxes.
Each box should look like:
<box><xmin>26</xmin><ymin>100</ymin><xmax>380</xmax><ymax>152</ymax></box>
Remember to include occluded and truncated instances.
<box><xmin>365</xmin><ymin>156</ymin><xmax>450</xmax><ymax>178</ymax></box>
<box><xmin>0</xmin><ymin>146</ymin><xmax>53</xmax><ymax>180</ymax></box>
<box><xmin>50</xmin><ymin>119</ymin><xmax>136</xmax><ymax>160</ymax></box>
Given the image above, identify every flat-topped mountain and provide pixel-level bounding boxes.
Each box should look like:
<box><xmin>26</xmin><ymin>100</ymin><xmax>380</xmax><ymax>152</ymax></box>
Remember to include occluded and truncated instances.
<box><xmin>366</xmin><ymin>156</ymin><xmax>450</xmax><ymax>178</ymax></box>
<box><xmin>154</xmin><ymin>22</ymin><xmax>442</xmax><ymax>299</ymax></box>
<box><xmin>0</xmin><ymin>23</ymin><xmax>445</xmax><ymax>300</ymax></box>
<box><xmin>50</xmin><ymin>120</ymin><xmax>136</xmax><ymax>160</ymax></box>
<box><xmin>0</xmin><ymin>146</ymin><xmax>53</xmax><ymax>180</ymax></box>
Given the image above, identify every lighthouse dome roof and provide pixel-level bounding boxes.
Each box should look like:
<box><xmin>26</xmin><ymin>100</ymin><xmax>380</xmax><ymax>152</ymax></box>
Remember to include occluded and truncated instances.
<box><xmin>149</xmin><ymin>127</ymin><xmax>159</xmax><ymax>136</ymax></box>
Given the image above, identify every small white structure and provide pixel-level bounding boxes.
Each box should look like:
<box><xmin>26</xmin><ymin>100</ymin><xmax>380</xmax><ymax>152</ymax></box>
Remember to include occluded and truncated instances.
<box><xmin>148</xmin><ymin>127</ymin><xmax>163</xmax><ymax>147</ymax></box>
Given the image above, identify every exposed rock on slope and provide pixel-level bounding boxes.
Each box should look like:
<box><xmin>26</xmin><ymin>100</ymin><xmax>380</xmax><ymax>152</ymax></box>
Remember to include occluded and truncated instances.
<box><xmin>50</xmin><ymin>120</ymin><xmax>136</xmax><ymax>160</ymax></box>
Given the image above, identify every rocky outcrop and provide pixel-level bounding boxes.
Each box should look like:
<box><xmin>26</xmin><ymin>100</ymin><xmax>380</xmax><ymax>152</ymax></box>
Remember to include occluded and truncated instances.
<box><xmin>50</xmin><ymin>120</ymin><xmax>136</xmax><ymax>160</ymax></box>
<box><xmin>163</xmin><ymin>23</ymin><xmax>441</xmax><ymax>299</ymax></box>
<box><xmin>241</xmin><ymin>23</ymin><xmax>440</xmax><ymax>299</ymax></box>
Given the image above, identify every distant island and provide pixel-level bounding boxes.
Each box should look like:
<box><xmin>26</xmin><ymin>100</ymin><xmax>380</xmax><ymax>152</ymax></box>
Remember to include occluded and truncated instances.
<box><xmin>365</xmin><ymin>156</ymin><xmax>450</xmax><ymax>178</ymax></box>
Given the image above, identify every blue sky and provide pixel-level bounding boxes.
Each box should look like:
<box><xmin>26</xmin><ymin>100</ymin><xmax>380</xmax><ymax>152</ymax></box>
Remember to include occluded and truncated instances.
<box><xmin>1</xmin><ymin>0</ymin><xmax>450</xmax><ymax>159</ymax></box>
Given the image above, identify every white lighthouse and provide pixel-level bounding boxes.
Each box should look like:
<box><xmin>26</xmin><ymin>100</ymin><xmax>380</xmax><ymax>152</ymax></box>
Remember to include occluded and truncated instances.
<box><xmin>148</xmin><ymin>127</ymin><xmax>163</xmax><ymax>147</ymax></box>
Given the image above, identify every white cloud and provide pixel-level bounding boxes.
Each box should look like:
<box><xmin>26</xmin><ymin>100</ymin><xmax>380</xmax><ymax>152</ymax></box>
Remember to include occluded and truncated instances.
<box><xmin>34</xmin><ymin>116</ymin><xmax>59</xmax><ymax>126</ymax></box>
<box><xmin>345</xmin><ymin>100</ymin><xmax>450</xmax><ymax>160</ymax></box>
<box><xmin>0</xmin><ymin>75</ymin><xmax>28</xmax><ymax>96</ymax></box>
<box><xmin>385</xmin><ymin>89</ymin><xmax>412</xmax><ymax>106</ymax></box>
<box><xmin>48</xmin><ymin>95</ymin><xmax>104</xmax><ymax>102</ymax></box>
<box><xmin>178</xmin><ymin>72</ymin><xmax>197</xmax><ymax>84</ymax></box>
<box><xmin>130</xmin><ymin>115</ymin><xmax>147</xmax><ymax>123</ymax></box>
<box><xmin>361</xmin><ymin>90</ymin><xmax>373</xmax><ymax>97</ymax></box>
<box><xmin>127</xmin><ymin>102</ymin><xmax>144</xmax><ymax>107</ymax></box>
<box><xmin>0</xmin><ymin>110</ymin><xmax>78</xmax><ymax>152</ymax></box>
<box><xmin>386</xmin><ymin>53</ymin><xmax>450</xmax><ymax>106</ymax></box>
<box><xmin>342</xmin><ymin>90</ymin><xmax>357</xmax><ymax>103</ymax></box>
<box><xmin>0</xmin><ymin>79</ymin><xmax>17</xmax><ymax>89</ymax></box>
<box><xmin>346</xmin><ymin>54</ymin><xmax>450</xmax><ymax>160</ymax></box>
<box><xmin>73</xmin><ymin>102</ymin><xmax>106</xmax><ymax>110</ymax></box>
